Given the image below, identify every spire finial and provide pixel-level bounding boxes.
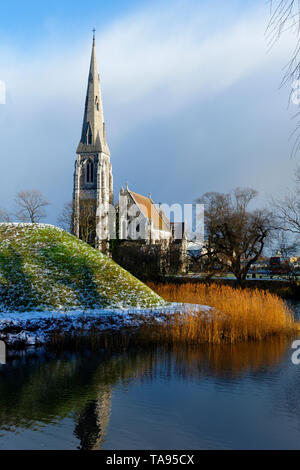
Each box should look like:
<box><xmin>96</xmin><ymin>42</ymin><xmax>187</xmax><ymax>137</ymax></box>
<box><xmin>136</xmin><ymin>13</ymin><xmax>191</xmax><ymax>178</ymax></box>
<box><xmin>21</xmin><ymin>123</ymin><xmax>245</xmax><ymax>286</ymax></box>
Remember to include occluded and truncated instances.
<box><xmin>93</xmin><ymin>28</ymin><xmax>96</xmax><ymax>43</ymax></box>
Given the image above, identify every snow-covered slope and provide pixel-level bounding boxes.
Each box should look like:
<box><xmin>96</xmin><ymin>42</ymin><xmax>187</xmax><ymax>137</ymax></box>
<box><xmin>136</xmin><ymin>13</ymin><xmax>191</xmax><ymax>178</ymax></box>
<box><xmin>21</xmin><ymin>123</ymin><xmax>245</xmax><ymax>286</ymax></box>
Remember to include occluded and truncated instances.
<box><xmin>0</xmin><ymin>223</ymin><xmax>166</xmax><ymax>312</ymax></box>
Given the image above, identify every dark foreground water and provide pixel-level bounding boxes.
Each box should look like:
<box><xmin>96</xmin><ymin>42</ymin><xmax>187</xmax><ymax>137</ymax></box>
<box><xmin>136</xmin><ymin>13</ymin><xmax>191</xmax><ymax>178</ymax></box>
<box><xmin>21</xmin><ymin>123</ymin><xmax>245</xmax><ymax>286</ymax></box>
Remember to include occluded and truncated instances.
<box><xmin>0</xmin><ymin>304</ymin><xmax>300</xmax><ymax>450</ymax></box>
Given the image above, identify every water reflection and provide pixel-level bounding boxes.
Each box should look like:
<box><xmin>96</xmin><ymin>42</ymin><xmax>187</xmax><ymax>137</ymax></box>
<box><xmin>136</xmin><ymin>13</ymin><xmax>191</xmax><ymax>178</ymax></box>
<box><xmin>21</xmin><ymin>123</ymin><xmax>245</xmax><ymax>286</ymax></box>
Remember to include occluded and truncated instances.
<box><xmin>74</xmin><ymin>391</ymin><xmax>111</xmax><ymax>450</ymax></box>
<box><xmin>0</xmin><ymin>336</ymin><xmax>297</xmax><ymax>450</ymax></box>
<box><xmin>0</xmin><ymin>350</ymin><xmax>147</xmax><ymax>449</ymax></box>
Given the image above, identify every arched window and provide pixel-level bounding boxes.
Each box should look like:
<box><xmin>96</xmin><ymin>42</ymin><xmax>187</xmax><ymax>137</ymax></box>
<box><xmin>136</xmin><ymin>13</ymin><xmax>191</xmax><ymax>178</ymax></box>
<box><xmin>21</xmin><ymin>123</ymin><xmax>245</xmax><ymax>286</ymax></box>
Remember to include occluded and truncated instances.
<box><xmin>95</xmin><ymin>96</ymin><xmax>99</xmax><ymax>111</ymax></box>
<box><xmin>87</xmin><ymin>128</ymin><xmax>93</xmax><ymax>145</ymax></box>
<box><xmin>86</xmin><ymin>123</ymin><xmax>93</xmax><ymax>145</ymax></box>
<box><xmin>86</xmin><ymin>161</ymin><xmax>94</xmax><ymax>184</ymax></box>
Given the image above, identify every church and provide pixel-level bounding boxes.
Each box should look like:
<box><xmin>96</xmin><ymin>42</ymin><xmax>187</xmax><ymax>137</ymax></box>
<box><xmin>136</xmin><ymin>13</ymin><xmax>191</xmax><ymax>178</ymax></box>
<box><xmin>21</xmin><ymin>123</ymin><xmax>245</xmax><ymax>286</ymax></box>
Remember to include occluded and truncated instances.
<box><xmin>72</xmin><ymin>34</ymin><xmax>187</xmax><ymax>277</ymax></box>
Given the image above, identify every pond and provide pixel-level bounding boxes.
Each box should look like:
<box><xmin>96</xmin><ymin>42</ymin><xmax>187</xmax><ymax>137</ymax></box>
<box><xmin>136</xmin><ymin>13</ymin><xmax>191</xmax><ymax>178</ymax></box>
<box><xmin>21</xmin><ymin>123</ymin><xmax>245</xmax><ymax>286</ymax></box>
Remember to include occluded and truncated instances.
<box><xmin>0</xmin><ymin>303</ymin><xmax>300</xmax><ymax>450</ymax></box>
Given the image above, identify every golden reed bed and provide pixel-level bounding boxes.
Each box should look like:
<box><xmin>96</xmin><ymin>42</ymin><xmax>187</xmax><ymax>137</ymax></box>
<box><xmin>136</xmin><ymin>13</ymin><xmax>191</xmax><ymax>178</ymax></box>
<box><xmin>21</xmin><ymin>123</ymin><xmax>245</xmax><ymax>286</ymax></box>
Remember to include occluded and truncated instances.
<box><xmin>144</xmin><ymin>282</ymin><xmax>299</xmax><ymax>344</ymax></box>
<box><xmin>47</xmin><ymin>283</ymin><xmax>300</xmax><ymax>350</ymax></box>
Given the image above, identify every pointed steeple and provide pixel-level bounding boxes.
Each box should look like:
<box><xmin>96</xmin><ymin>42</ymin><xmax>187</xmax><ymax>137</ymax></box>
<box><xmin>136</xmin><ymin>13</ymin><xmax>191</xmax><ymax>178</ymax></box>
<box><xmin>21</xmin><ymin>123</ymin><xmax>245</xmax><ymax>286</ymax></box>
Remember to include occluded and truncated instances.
<box><xmin>77</xmin><ymin>34</ymin><xmax>110</xmax><ymax>155</ymax></box>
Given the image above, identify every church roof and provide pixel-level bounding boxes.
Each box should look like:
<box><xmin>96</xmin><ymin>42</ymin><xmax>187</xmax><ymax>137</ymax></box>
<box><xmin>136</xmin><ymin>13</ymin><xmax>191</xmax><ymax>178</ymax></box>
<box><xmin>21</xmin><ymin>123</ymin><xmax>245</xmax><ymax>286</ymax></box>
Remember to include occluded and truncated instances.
<box><xmin>77</xmin><ymin>35</ymin><xmax>110</xmax><ymax>155</ymax></box>
<box><xmin>128</xmin><ymin>190</ymin><xmax>170</xmax><ymax>232</ymax></box>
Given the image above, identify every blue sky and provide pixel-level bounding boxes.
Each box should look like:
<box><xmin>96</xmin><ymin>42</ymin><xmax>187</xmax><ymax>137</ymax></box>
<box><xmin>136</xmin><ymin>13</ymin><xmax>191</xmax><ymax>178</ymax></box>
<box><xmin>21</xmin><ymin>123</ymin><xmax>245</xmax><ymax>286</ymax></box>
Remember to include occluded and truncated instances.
<box><xmin>0</xmin><ymin>0</ymin><xmax>256</xmax><ymax>38</ymax></box>
<box><xmin>0</xmin><ymin>0</ymin><xmax>298</xmax><ymax>224</ymax></box>
<box><xmin>0</xmin><ymin>0</ymin><xmax>145</xmax><ymax>38</ymax></box>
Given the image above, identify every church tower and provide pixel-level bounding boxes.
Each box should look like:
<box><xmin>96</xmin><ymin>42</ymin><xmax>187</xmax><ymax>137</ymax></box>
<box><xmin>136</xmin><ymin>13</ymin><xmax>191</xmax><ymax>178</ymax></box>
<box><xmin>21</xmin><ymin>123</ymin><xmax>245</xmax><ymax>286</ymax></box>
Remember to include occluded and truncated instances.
<box><xmin>72</xmin><ymin>33</ymin><xmax>113</xmax><ymax>254</ymax></box>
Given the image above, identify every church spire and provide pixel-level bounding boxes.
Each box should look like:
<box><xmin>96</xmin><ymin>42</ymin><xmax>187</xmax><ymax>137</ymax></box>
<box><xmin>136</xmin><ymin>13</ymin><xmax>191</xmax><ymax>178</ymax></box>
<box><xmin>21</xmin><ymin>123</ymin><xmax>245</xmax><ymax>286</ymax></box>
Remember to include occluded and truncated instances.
<box><xmin>77</xmin><ymin>33</ymin><xmax>110</xmax><ymax>155</ymax></box>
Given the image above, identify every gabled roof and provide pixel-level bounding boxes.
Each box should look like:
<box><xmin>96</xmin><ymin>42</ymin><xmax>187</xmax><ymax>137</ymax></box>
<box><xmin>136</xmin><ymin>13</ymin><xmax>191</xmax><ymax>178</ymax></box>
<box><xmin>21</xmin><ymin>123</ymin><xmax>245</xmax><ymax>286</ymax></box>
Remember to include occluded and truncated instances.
<box><xmin>128</xmin><ymin>190</ymin><xmax>170</xmax><ymax>232</ymax></box>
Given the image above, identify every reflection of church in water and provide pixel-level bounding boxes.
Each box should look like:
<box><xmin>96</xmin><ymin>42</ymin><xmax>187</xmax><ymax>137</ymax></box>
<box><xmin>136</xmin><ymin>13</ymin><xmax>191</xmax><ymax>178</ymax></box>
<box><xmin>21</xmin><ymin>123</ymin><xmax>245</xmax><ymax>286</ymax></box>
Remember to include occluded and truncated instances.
<box><xmin>74</xmin><ymin>387</ymin><xmax>111</xmax><ymax>450</ymax></box>
<box><xmin>72</xmin><ymin>33</ymin><xmax>187</xmax><ymax>276</ymax></box>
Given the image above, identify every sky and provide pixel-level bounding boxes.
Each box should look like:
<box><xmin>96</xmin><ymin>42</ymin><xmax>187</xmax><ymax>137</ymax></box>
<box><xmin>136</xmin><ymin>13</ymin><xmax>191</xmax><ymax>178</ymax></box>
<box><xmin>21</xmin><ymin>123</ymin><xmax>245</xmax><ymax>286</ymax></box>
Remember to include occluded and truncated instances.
<box><xmin>0</xmin><ymin>0</ymin><xmax>298</xmax><ymax>224</ymax></box>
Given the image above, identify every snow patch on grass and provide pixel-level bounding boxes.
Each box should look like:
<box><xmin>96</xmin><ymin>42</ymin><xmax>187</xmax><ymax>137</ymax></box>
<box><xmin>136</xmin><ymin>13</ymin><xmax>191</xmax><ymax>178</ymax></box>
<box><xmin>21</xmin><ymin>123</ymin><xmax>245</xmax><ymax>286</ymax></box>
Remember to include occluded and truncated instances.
<box><xmin>0</xmin><ymin>223</ymin><xmax>166</xmax><ymax>313</ymax></box>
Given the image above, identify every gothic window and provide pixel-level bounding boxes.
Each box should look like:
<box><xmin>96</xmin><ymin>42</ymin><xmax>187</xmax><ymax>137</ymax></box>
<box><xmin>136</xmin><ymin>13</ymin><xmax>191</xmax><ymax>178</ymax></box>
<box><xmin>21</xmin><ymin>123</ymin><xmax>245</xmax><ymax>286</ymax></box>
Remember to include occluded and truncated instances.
<box><xmin>95</xmin><ymin>96</ymin><xmax>99</xmax><ymax>111</ymax></box>
<box><xmin>88</xmin><ymin>128</ymin><xmax>93</xmax><ymax>145</ymax></box>
<box><xmin>91</xmin><ymin>162</ymin><xmax>94</xmax><ymax>182</ymax></box>
<box><xmin>86</xmin><ymin>160</ymin><xmax>94</xmax><ymax>184</ymax></box>
<box><xmin>86</xmin><ymin>124</ymin><xmax>93</xmax><ymax>145</ymax></box>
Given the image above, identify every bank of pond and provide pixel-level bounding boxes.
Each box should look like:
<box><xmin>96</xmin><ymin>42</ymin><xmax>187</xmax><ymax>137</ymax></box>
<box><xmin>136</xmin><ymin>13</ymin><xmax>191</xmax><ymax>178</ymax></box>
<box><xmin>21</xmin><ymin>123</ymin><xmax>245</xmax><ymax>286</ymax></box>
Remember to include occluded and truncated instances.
<box><xmin>0</xmin><ymin>283</ymin><xmax>298</xmax><ymax>350</ymax></box>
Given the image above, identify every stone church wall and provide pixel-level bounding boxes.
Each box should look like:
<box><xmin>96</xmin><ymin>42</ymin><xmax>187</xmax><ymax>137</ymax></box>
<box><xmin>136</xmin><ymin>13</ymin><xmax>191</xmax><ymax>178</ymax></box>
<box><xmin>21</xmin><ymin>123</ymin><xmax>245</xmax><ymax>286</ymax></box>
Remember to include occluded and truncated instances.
<box><xmin>112</xmin><ymin>239</ymin><xmax>188</xmax><ymax>280</ymax></box>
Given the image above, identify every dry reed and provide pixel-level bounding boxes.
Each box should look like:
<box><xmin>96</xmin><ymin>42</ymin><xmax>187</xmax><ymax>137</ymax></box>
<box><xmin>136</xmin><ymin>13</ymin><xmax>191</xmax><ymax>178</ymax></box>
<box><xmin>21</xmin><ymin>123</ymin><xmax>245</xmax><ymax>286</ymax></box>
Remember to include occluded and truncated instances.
<box><xmin>143</xmin><ymin>282</ymin><xmax>299</xmax><ymax>344</ymax></box>
<box><xmin>45</xmin><ymin>283</ymin><xmax>300</xmax><ymax>350</ymax></box>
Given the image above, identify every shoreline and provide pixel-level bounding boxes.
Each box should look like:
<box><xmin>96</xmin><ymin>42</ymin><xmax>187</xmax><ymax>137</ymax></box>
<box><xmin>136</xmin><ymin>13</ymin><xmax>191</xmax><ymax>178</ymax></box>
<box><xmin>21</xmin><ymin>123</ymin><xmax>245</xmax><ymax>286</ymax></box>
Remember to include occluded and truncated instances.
<box><xmin>1</xmin><ymin>283</ymin><xmax>297</xmax><ymax>350</ymax></box>
<box><xmin>0</xmin><ymin>303</ymin><xmax>212</xmax><ymax>347</ymax></box>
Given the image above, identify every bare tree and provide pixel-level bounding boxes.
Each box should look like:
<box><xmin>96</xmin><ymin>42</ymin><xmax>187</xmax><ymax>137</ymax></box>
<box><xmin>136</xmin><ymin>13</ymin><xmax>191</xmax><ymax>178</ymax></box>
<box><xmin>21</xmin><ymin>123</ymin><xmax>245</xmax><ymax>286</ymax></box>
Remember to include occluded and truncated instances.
<box><xmin>269</xmin><ymin>229</ymin><xmax>299</xmax><ymax>280</ymax></box>
<box><xmin>57</xmin><ymin>201</ymin><xmax>73</xmax><ymax>232</ymax></box>
<box><xmin>195</xmin><ymin>188</ymin><xmax>273</xmax><ymax>287</ymax></box>
<box><xmin>267</xmin><ymin>1</ymin><xmax>300</xmax><ymax>85</ymax></box>
<box><xmin>267</xmin><ymin>1</ymin><xmax>300</xmax><ymax>154</ymax></box>
<box><xmin>0</xmin><ymin>209</ymin><xmax>10</xmax><ymax>223</ymax></box>
<box><xmin>78</xmin><ymin>199</ymin><xmax>96</xmax><ymax>245</ymax></box>
<box><xmin>271</xmin><ymin>166</ymin><xmax>300</xmax><ymax>235</ymax></box>
<box><xmin>15</xmin><ymin>190</ymin><xmax>49</xmax><ymax>223</ymax></box>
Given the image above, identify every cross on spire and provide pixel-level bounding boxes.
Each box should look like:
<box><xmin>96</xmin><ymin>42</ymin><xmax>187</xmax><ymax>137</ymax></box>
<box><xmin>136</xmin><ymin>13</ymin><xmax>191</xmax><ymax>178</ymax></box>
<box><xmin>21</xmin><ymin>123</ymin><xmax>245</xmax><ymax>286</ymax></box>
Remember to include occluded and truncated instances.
<box><xmin>93</xmin><ymin>28</ymin><xmax>96</xmax><ymax>41</ymax></box>
<box><xmin>77</xmin><ymin>31</ymin><xmax>110</xmax><ymax>156</ymax></box>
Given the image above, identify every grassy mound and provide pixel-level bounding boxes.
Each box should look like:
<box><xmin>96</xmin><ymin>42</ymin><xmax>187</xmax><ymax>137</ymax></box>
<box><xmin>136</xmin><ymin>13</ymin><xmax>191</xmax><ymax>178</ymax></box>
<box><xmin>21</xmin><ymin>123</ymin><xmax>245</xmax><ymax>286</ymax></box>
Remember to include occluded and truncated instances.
<box><xmin>0</xmin><ymin>224</ymin><xmax>165</xmax><ymax>312</ymax></box>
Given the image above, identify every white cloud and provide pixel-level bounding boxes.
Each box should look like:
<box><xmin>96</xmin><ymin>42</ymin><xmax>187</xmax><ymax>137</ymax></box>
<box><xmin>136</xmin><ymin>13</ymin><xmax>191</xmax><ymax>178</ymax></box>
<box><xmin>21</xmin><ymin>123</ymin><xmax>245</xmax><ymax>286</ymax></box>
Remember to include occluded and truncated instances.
<box><xmin>0</xmin><ymin>2</ymin><xmax>292</xmax><ymax>120</ymax></box>
<box><xmin>98</xmin><ymin>6</ymin><xmax>288</xmax><ymax>102</ymax></box>
<box><xmin>0</xmin><ymin>0</ymin><xmax>297</xmax><ymax>222</ymax></box>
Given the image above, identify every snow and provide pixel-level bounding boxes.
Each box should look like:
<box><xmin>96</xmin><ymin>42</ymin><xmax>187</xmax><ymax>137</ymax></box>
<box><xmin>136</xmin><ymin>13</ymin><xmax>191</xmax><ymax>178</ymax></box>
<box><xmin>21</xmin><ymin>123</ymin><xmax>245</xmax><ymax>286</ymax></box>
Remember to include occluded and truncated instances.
<box><xmin>0</xmin><ymin>224</ymin><xmax>214</xmax><ymax>347</ymax></box>
<box><xmin>0</xmin><ymin>223</ymin><xmax>166</xmax><ymax>311</ymax></box>
<box><xmin>0</xmin><ymin>223</ymin><xmax>64</xmax><ymax>231</ymax></box>
<box><xmin>0</xmin><ymin>303</ymin><xmax>213</xmax><ymax>346</ymax></box>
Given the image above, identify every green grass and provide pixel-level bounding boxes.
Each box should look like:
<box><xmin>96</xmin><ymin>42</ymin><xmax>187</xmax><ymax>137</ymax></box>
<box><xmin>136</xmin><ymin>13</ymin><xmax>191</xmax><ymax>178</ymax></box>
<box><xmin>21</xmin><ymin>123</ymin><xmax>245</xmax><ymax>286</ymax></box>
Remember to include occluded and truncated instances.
<box><xmin>0</xmin><ymin>224</ymin><xmax>165</xmax><ymax>312</ymax></box>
